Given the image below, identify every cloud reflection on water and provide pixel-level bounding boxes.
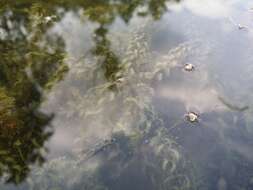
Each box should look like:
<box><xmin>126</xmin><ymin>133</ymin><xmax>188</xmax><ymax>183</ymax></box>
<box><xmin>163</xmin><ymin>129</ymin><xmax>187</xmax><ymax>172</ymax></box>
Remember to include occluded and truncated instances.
<box><xmin>33</xmin><ymin>1</ymin><xmax>253</xmax><ymax>189</ymax></box>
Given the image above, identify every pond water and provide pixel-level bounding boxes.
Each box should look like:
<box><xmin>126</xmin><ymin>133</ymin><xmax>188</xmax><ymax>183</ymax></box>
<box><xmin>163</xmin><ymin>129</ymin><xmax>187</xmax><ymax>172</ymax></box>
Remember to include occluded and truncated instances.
<box><xmin>1</xmin><ymin>0</ymin><xmax>253</xmax><ymax>189</ymax></box>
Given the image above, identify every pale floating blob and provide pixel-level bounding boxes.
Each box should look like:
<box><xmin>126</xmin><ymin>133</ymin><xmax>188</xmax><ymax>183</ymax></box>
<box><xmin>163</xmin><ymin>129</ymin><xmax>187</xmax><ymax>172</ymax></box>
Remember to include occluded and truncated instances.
<box><xmin>44</xmin><ymin>15</ymin><xmax>57</xmax><ymax>23</ymax></box>
<box><xmin>185</xmin><ymin>111</ymin><xmax>199</xmax><ymax>123</ymax></box>
<box><xmin>238</xmin><ymin>24</ymin><xmax>247</xmax><ymax>30</ymax></box>
<box><xmin>184</xmin><ymin>63</ymin><xmax>195</xmax><ymax>72</ymax></box>
<box><xmin>228</xmin><ymin>17</ymin><xmax>249</xmax><ymax>30</ymax></box>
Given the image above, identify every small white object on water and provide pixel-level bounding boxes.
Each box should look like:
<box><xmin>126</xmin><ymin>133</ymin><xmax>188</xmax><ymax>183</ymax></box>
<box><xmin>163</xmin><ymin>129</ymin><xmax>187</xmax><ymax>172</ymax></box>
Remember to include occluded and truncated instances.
<box><xmin>44</xmin><ymin>15</ymin><xmax>56</xmax><ymax>23</ymax></box>
<box><xmin>116</xmin><ymin>77</ymin><xmax>125</xmax><ymax>84</ymax></box>
<box><xmin>238</xmin><ymin>24</ymin><xmax>247</xmax><ymax>30</ymax></box>
<box><xmin>45</xmin><ymin>16</ymin><xmax>52</xmax><ymax>23</ymax></box>
<box><xmin>184</xmin><ymin>63</ymin><xmax>195</xmax><ymax>72</ymax></box>
<box><xmin>228</xmin><ymin>17</ymin><xmax>248</xmax><ymax>31</ymax></box>
<box><xmin>186</xmin><ymin>112</ymin><xmax>198</xmax><ymax>123</ymax></box>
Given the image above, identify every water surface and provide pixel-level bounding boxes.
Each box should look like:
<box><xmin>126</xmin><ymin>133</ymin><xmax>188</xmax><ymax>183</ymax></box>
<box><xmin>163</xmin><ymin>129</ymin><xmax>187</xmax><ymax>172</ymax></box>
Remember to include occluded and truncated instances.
<box><xmin>1</xmin><ymin>1</ymin><xmax>253</xmax><ymax>189</ymax></box>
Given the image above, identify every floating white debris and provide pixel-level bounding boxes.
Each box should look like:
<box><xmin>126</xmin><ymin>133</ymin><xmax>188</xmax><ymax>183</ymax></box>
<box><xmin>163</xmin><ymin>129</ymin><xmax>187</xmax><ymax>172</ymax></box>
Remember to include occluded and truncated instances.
<box><xmin>116</xmin><ymin>77</ymin><xmax>125</xmax><ymax>84</ymax></box>
<box><xmin>44</xmin><ymin>15</ymin><xmax>57</xmax><ymax>23</ymax></box>
<box><xmin>237</xmin><ymin>24</ymin><xmax>247</xmax><ymax>30</ymax></box>
<box><xmin>184</xmin><ymin>63</ymin><xmax>195</xmax><ymax>72</ymax></box>
<box><xmin>185</xmin><ymin>112</ymin><xmax>199</xmax><ymax>123</ymax></box>
<box><xmin>228</xmin><ymin>17</ymin><xmax>248</xmax><ymax>30</ymax></box>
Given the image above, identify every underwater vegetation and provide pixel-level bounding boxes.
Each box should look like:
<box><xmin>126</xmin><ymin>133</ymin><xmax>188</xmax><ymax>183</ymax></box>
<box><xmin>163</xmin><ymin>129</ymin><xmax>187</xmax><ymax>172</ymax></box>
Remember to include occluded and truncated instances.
<box><xmin>0</xmin><ymin>0</ymin><xmax>188</xmax><ymax>187</ymax></box>
<box><xmin>1</xmin><ymin>0</ymin><xmax>253</xmax><ymax>190</ymax></box>
<box><xmin>23</xmin><ymin>14</ymin><xmax>209</xmax><ymax>189</ymax></box>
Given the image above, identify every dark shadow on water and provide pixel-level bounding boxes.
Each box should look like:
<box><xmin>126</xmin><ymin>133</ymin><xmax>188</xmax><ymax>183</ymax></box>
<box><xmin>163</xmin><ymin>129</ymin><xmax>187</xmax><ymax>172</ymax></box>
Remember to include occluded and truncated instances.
<box><xmin>0</xmin><ymin>5</ymin><xmax>68</xmax><ymax>184</ymax></box>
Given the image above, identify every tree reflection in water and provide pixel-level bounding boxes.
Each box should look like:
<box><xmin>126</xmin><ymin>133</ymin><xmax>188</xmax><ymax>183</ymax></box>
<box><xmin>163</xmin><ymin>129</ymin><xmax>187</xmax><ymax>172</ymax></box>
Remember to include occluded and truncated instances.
<box><xmin>0</xmin><ymin>3</ymin><xmax>68</xmax><ymax>184</ymax></box>
<box><xmin>0</xmin><ymin>0</ymin><xmax>180</xmax><ymax>186</ymax></box>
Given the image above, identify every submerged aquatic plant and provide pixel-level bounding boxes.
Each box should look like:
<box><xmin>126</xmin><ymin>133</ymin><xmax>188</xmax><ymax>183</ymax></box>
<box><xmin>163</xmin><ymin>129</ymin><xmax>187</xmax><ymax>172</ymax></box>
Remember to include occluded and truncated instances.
<box><xmin>31</xmin><ymin>18</ymin><xmax>207</xmax><ymax>190</ymax></box>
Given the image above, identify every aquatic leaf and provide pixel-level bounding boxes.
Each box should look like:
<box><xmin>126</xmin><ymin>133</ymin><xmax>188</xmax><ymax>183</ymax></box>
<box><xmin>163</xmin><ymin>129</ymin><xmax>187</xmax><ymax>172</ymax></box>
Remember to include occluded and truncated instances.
<box><xmin>156</xmin><ymin>144</ymin><xmax>164</xmax><ymax>154</ymax></box>
<box><xmin>124</xmin><ymin>97</ymin><xmax>140</xmax><ymax>107</ymax></box>
<box><xmin>218</xmin><ymin>96</ymin><xmax>249</xmax><ymax>112</ymax></box>
<box><xmin>162</xmin><ymin>159</ymin><xmax>169</xmax><ymax>170</ymax></box>
<box><xmin>0</xmin><ymin>150</ymin><xmax>8</xmax><ymax>155</ymax></box>
<box><xmin>84</xmin><ymin>107</ymin><xmax>104</xmax><ymax>117</ymax></box>
<box><xmin>13</xmin><ymin>165</ymin><xmax>22</xmax><ymax>171</ymax></box>
<box><xmin>5</xmin><ymin>157</ymin><xmax>15</xmax><ymax>163</ymax></box>
<box><xmin>14</xmin><ymin>140</ymin><xmax>22</xmax><ymax>146</ymax></box>
<box><xmin>32</xmin><ymin>139</ymin><xmax>41</xmax><ymax>148</ymax></box>
<box><xmin>169</xmin><ymin>148</ymin><xmax>180</xmax><ymax>161</ymax></box>
<box><xmin>15</xmin><ymin>174</ymin><xmax>21</xmax><ymax>184</ymax></box>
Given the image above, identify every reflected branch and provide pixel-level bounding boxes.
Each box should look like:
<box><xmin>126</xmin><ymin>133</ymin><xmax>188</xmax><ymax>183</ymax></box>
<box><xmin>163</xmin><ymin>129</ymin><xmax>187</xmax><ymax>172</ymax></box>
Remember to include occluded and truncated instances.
<box><xmin>0</xmin><ymin>0</ymin><xmax>180</xmax><ymax>185</ymax></box>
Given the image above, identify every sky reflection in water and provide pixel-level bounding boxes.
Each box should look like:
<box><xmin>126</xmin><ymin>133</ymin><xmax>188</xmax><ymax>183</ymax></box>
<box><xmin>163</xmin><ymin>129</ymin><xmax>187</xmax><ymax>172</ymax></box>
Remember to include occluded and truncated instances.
<box><xmin>1</xmin><ymin>0</ymin><xmax>253</xmax><ymax>189</ymax></box>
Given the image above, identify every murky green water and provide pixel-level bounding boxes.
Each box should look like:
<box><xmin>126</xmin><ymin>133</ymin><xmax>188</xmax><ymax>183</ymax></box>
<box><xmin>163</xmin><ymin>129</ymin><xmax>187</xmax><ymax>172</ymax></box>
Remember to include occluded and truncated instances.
<box><xmin>1</xmin><ymin>0</ymin><xmax>253</xmax><ymax>189</ymax></box>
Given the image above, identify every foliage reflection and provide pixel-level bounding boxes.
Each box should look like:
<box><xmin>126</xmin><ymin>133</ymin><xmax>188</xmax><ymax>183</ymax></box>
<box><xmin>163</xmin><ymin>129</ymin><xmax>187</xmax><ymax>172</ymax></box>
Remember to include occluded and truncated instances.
<box><xmin>0</xmin><ymin>0</ymin><xmax>180</xmax><ymax>185</ymax></box>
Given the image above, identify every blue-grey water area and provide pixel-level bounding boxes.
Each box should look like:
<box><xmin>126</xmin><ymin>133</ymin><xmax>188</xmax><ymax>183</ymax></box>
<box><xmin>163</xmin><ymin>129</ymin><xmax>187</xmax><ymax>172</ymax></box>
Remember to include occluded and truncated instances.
<box><xmin>1</xmin><ymin>0</ymin><xmax>253</xmax><ymax>190</ymax></box>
